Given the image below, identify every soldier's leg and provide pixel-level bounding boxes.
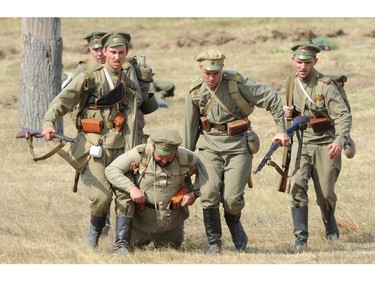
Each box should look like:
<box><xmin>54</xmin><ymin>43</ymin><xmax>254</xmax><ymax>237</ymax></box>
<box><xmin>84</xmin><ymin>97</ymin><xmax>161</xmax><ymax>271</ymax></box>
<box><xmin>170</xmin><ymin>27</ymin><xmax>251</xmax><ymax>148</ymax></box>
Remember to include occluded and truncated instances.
<box><xmin>312</xmin><ymin>145</ymin><xmax>341</xmax><ymax>240</ymax></box>
<box><xmin>153</xmin><ymin>222</ymin><xmax>185</xmax><ymax>249</ymax></box>
<box><xmin>197</xmin><ymin>149</ymin><xmax>224</xmax><ymax>254</ymax></box>
<box><xmin>80</xmin><ymin>157</ymin><xmax>112</xmax><ymax>249</ymax></box>
<box><xmin>222</xmin><ymin>152</ymin><xmax>251</xmax><ymax>251</ymax></box>
<box><xmin>113</xmin><ymin>188</ymin><xmax>135</xmax><ymax>255</ymax></box>
<box><xmin>289</xmin><ymin>147</ymin><xmax>312</xmax><ymax>251</ymax></box>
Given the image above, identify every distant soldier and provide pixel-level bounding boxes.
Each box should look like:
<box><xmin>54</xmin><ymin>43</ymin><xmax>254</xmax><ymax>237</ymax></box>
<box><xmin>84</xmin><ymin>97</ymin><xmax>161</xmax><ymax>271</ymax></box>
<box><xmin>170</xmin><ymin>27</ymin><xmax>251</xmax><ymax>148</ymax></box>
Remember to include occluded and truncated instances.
<box><xmin>105</xmin><ymin>128</ymin><xmax>201</xmax><ymax>255</ymax></box>
<box><xmin>283</xmin><ymin>41</ymin><xmax>352</xmax><ymax>251</ymax></box>
<box><xmin>150</xmin><ymin>78</ymin><xmax>175</xmax><ymax>99</ymax></box>
<box><xmin>184</xmin><ymin>49</ymin><xmax>288</xmax><ymax>254</ymax></box>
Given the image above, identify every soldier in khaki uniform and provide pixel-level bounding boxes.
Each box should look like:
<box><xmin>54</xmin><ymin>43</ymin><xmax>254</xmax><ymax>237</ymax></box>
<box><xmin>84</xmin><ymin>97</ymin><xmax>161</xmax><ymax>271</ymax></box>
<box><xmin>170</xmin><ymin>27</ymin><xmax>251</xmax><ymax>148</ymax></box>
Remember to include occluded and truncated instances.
<box><xmin>283</xmin><ymin>42</ymin><xmax>352</xmax><ymax>251</ymax></box>
<box><xmin>42</xmin><ymin>31</ymin><xmax>139</xmax><ymax>250</ymax></box>
<box><xmin>105</xmin><ymin>128</ymin><xmax>201</xmax><ymax>255</ymax></box>
<box><xmin>72</xmin><ymin>31</ymin><xmax>144</xmax><ymax>236</ymax></box>
<box><xmin>184</xmin><ymin>50</ymin><xmax>288</xmax><ymax>254</ymax></box>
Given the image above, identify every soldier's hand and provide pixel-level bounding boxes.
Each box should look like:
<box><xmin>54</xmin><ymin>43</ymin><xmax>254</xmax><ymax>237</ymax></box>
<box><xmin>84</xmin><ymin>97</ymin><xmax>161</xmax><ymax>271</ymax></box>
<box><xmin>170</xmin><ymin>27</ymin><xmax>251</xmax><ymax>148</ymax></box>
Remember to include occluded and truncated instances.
<box><xmin>273</xmin><ymin>132</ymin><xmax>289</xmax><ymax>146</ymax></box>
<box><xmin>181</xmin><ymin>192</ymin><xmax>197</xmax><ymax>207</ymax></box>
<box><xmin>327</xmin><ymin>142</ymin><xmax>342</xmax><ymax>159</ymax></box>
<box><xmin>283</xmin><ymin>105</ymin><xmax>294</xmax><ymax>119</ymax></box>
<box><xmin>41</xmin><ymin>128</ymin><xmax>56</xmax><ymax>141</ymax></box>
<box><xmin>130</xmin><ymin>187</ymin><xmax>146</xmax><ymax>205</ymax></box>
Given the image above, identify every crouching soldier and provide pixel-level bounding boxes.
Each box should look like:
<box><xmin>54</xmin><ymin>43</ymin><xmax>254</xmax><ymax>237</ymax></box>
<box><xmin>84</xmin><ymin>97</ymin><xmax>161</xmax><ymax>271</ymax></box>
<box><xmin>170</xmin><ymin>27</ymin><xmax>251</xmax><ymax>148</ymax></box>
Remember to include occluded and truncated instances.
<box><xmin>105</xmin><ymin>128</ymin><xmax>202</xmax><ymax>255</ymax></box>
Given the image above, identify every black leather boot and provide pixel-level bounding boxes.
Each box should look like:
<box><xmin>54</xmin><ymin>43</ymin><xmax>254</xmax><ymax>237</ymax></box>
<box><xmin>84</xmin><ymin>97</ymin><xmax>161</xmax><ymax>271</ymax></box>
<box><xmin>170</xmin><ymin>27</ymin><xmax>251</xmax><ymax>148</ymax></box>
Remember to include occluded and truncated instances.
<box><xmin>203</xmin><ymin>208</ymin><xmax>222</xmax><ymax>254</ymax></box>
<box><xmin>86</xmin><ymin>214</ymin><xmax>106</xmax><ymax>249</ymax></box>
<box><xmin>114</xmin><ymin>216</ymin><xmax>133</xmax><ymax>255</ymax></box>
<box><xmin>224</xmin><ymin>211</ymin><xmax>248</xmax><ymax>251</ymax></box>
<box><xmin>320</xmin><ymin>206</ymin><xmax>339</xmax><ymax>240</ymax></box>
<box><xmin>101</xmin><ymin>208</ymin><xmax>111</xmax><ymax>237</ymax></box>
<box><xmin>291</xmin><ymin>206</ymin><xmax>308</xmax><ymax>252</ymax></box>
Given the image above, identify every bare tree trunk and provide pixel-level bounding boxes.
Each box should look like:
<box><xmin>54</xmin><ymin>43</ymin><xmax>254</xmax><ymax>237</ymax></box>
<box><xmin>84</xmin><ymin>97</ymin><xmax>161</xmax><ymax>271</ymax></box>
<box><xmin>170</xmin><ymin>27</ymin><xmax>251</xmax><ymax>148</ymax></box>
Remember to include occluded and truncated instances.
<box><xmin>19</xmin><ymin>17</ymin><xmax>63</xmax><ymax>134</ymax></box>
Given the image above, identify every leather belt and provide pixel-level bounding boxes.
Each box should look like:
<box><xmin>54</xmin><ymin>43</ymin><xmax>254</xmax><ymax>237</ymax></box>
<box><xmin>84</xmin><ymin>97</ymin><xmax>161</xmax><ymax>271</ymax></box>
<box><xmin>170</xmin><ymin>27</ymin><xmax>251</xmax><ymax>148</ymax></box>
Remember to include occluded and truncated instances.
<box><xmin>212</xmin><ymin>123</ymin><xmax>227</xmax><ymax>131</ymax></box>
<box><xmin>145</xmin><ymin>202</ymin><xmax>157</xmax><ymax>210</ymax></box>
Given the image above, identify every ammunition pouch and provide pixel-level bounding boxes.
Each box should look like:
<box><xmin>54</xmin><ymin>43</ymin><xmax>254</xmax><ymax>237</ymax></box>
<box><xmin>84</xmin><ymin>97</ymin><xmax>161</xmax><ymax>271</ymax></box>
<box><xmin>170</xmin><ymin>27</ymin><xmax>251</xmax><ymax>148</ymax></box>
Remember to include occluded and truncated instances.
<box><xmin>81</xmin><ymin>118</ymin><xmax>103</xmax><ymax>134</ymax></box>
<box><xmin>170</xmin><ymin>186</ymin><xmax>190</xmax><ymax>209</ymax></box>
<box><xmin>114</xmin><ymin>112</ymin><xmax>126</xmax><ymax>132</ymax></box>
<box><xmin>200</xmin><ymin>115</ymin><xmax>211</xmax><ymax>132</ymax></box>
<box><xmin>227</xmin><ymin>117</ymin><xmax>250</xmax><ymax>136</ymax></box>
<box><xmin>309</xmin><ymin>117</ymin><xmax>332</xmax><ymax>133</ymax></box>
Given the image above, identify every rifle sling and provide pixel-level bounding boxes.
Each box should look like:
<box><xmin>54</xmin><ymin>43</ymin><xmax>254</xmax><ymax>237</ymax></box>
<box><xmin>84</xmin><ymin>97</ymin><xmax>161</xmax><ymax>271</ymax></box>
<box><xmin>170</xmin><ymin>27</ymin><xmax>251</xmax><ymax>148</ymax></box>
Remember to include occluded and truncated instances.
<box><xmin>27</xmin><ymin>136</ymin><xmax>66</xmax><ymax>162</ymax></box>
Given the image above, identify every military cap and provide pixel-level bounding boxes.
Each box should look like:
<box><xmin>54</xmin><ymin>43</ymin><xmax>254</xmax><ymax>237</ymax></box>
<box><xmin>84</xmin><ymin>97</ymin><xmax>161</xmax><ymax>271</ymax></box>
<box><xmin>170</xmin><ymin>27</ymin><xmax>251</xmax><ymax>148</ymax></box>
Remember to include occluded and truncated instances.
<box><xmin>291</xmin><ymin>42</ymin><xmax>321</xmax><ymax>60</ymax></box>
<box><xmin>196</xmin><ymin>49</ymin><xmax>225</xmax><ymax>71</ymax></box>
<box><xmin>149</xmin><ymin>128</ymin><xmax>182</xmax><ymax>156</ymax></box>
<box><xmin>83</xmin><ymin>31</ymin><xmax>107</xmax><ymax>49</ymax></box>
<box><xmin>101</xmin><ymin>30</ymin><xmax>131</xmax><ymax>48</ymax></box>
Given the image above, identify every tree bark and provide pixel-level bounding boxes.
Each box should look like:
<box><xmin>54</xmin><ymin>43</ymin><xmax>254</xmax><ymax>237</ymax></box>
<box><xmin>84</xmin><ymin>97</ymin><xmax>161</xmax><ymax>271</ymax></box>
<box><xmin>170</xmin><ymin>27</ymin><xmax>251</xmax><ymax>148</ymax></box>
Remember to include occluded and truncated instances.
<box><xmin>19</xmin><ymin>18</ymin><xmax>63</xmax><ymax>134</ymax></box>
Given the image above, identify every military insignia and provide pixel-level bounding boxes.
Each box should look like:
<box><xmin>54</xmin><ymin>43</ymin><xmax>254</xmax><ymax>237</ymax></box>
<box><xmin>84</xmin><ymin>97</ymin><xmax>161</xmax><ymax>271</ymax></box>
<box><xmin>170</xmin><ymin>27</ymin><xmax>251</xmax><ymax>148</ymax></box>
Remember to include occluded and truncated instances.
<box><xmin>114</xmin><ymin>38</ymin><xmax>118</xmax><ymax>42</ymax></box>
<box><xmin>301</xmin><ymin>50</ymin><xmax>306</xmax><ymax>54</ymax></box>
<box><xmin>94</xmin><ymin>39</ymin><xmax>99</xmax><ymax>44</ymax></box>
<box><xmin>234</xmin><ymin>74</ymin><xmax>241</xmax><ymax>81</ymax></box>
<box><xmin>211</xmin><ymin>60</ymin><xmax>215</xmax><ymax>65</ymax></box>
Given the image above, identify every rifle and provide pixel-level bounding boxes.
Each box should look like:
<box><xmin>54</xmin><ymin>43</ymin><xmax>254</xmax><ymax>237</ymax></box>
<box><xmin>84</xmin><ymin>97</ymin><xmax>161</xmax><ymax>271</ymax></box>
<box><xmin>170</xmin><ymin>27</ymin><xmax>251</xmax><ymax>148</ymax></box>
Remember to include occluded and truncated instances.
<box><xmin>16</xmin><ymin>128</ymin><xmax>78</xmax><ymax>162</ymax></box>
<box><xmin>253</xmin><ymin>115</ymin><xmax>311</xmax><ymax>189</ymax></box>
<box><xmin>16</xmin><ymin>128</ymin><xmax>78</xmax><ymax>143</ymax></box>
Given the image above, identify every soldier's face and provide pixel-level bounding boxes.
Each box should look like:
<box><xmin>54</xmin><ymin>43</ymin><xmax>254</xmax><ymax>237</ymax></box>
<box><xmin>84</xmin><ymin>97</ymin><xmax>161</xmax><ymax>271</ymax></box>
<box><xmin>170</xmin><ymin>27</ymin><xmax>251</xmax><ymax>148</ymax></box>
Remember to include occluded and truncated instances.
<box><xmin>90</xmin><ymin>47</ymin><xmax>106</xmax><ymax>64</ymax></box>
<box><xmin>291</xmin><ymin>56</ymin><xmax>318</xmax><ymax>80</ymax></box>
<box><xmin>200</xmin><ymin>66</ymin><xmax>222</xmax><ymax>89</ymax></box>
<box><xmin>153</xmin><ymin>148</ymin><xmax>177</xmax><ymax>167</ymax></box>
<box><xmin>104</xmin><ymin>45</ymin><xmax>129</xmax><ymax>71</ymax></box>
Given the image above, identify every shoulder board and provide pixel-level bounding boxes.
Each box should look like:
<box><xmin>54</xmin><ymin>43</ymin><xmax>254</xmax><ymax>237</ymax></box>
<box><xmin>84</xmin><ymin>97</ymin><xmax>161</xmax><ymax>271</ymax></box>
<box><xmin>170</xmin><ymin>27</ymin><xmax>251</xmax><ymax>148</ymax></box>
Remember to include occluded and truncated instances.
<box><xmin>122</xmin><ymin>61</ymin><xmax>132</xmax><ymax>70</ymax></box>
<box><xmin>222</xmin><ymin>70</ymin><xmax>244</xmax><ymax>83</ymax></box>
<box><xmin>90</xmin><ymin>63</ymin><xmax>103</xmax><ymax>72</ymax></box>
<box><xmin>135</xmin><ymin>144</ymin><xmax>146</xmax><ymax>154</ymax></box>
<box><xmin>189</xmin><ymin>77</ymin><xmax>204</xmax><ymax>92</ymax></box>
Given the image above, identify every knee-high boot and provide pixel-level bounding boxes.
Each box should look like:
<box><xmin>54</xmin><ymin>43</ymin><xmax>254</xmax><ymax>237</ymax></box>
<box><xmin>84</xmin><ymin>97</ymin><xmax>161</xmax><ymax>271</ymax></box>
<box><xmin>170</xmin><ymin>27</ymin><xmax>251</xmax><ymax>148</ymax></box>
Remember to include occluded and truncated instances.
<box><xmin>203</xmin><ymin>208</ymin><xmax>222</xmax><ymax>254</ymax></box>
<box><xmin>320</xmin><ymin>206</ymin><xmax>339</xmax><ymax>240</ymax></box>
<box><xmin>224</xmin><ymin>211</ymin><xmax>248</xmax><ymax>251</ymax></box>
<box><xmin>86</xmin><ymin>214</ymin><xmax>106</xmax><ymax>249</ymax></box>
<box><xmin>114</xmin><ymin>216</ymin><xmax>133</xmax><ymax>255</ymax></box>
<box><xmin>291</xmin><ymin>206</ymin><xmax>308</xmax><ymax>251</ymax></box>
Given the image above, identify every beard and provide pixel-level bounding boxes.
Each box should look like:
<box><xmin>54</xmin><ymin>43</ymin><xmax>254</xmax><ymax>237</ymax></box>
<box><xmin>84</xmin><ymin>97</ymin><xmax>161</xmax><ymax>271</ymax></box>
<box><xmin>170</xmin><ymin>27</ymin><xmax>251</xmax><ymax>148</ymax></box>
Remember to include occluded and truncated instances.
<box><xmin>154</xmin><ymin>159</ymin><xmax>172</xmax><ymax>167</ymax></box>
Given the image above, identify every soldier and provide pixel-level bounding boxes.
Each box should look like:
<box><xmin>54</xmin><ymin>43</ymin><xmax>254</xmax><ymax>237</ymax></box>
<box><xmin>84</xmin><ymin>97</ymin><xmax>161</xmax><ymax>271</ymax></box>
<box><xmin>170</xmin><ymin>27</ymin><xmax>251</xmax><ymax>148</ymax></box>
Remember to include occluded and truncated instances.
<box><xmin>184</xmin><ymin>50</ymin><xmax>288</xmax><ymax>254</ymax></box>
<box><xmin>105</xmin><ymin>128</ymin><xmax>201</xmax><ymax>255</ymax></box>
<box><xmin>73</xmin><ymin>31</ymin><xmax>144</xmax><ymax>236</ymax></box>
<box><xmin>283</xmin><ymin>42</ymin><xmax>352</xmax><ymax>251</ymax></box>
<box><xmin>74</xmin><ymin>31</ymin><xmax>107</xmax><ymax>77</ymax></box>
<box><xmin>150</xmin><ymin>78</ymin><xmax>175</xmax><ymax>99</ymax></box>
<box><xmin>42</xmin><ymin>31</ymin><xmax>139</xmax><ymax>250</ymax></box>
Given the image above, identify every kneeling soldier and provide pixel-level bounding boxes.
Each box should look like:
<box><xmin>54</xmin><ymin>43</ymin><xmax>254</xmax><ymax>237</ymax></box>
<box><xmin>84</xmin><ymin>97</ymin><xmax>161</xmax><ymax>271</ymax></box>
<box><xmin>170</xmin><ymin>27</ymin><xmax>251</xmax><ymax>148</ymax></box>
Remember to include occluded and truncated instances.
<box><xmin>105</xmin><ymin>128</ymin><xmax>201</xmax><ymax>254</ymax></box>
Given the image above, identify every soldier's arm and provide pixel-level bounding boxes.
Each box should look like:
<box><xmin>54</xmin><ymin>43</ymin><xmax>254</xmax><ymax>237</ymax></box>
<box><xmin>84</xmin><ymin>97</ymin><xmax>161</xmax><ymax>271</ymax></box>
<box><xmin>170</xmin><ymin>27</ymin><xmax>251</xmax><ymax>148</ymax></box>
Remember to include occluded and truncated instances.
<box><xmin>105</xmin><ymin>148</ymin><xmax>142</xmax><ymax>193</ymax></box>
<box><xmin>183</xmin><ymin>92</ymin><xmax>200</xmax><ymax>151</ymax></box>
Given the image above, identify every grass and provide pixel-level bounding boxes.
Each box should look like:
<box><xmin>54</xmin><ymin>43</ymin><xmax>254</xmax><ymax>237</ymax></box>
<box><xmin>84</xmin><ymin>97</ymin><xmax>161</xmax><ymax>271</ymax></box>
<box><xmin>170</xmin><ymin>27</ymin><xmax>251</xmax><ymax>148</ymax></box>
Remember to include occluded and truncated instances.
<box><xmin>0</xmin><ymin>18</ymin><xmax>374</xmax><ymax>274</ymax></box>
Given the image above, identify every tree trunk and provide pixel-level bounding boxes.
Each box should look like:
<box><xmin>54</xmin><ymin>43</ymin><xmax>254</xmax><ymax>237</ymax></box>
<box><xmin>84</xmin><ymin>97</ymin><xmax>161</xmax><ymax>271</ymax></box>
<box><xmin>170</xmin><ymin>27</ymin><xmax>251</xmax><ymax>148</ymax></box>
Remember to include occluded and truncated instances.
<box><xmin>19</xmin><ymin>18</ymin><xmax>63</xmax><ymax>134</ymax></box>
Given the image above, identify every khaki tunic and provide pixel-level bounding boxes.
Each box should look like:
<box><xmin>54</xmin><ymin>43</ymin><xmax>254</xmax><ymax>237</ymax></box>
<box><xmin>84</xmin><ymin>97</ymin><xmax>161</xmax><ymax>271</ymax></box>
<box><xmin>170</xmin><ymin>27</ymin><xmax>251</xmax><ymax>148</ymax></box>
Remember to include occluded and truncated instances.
<box><xmin>105</xmin><ymin>145</ymin><xmax>200</xmax><ymax>246</ymax></box>
<box><xmin>289</xmin><ymin>70</ymin><xmax>352</xmax><ymax>210</ymax></box>
<box><xmin>43</xmin><ymin>63</ymin><xmax>138</xmax><ymax>217</ymax></box>
<box><xmin>184</xmin><ymin>70</ymin><xmax>286</xmax><ymax>214</ymax></box>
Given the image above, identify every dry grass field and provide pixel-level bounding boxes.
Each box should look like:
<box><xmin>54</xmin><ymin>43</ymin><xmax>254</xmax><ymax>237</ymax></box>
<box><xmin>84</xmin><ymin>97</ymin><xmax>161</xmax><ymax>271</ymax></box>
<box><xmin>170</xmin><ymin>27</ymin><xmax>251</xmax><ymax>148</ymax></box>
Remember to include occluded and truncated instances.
<box><xmin>0</xmin><ymin>17</ymin><xmax>374</xmax><ymax>277</ymax></box>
